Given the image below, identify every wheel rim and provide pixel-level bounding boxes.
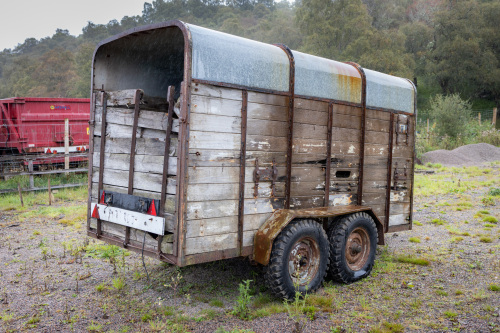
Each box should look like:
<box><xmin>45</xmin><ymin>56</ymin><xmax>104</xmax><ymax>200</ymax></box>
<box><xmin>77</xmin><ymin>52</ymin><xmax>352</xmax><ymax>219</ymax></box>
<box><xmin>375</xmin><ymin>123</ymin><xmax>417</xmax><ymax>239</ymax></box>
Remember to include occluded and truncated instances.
<box><xmin>288</xmin><ymin>236</ymin><xmax>320</xmax><ymax>286</ymax></box>
<box><xmin>345</xmin><ymin>227</ymin><xmax>370</xmax><ymax>271</ymax></box>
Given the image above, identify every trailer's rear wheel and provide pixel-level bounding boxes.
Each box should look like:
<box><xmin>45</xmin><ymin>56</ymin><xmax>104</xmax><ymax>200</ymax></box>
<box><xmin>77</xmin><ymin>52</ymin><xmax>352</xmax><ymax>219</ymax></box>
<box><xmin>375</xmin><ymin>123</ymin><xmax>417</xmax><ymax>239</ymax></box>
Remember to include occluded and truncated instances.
<box><xmin>328</xmin><ymin>212</ymin><xmax>377</xmax><ymax>283</ymax></box>
<box><xmin>265</xmin><ymin>219</ymin><xmax>329</xmax><ymax>299</ymax></box>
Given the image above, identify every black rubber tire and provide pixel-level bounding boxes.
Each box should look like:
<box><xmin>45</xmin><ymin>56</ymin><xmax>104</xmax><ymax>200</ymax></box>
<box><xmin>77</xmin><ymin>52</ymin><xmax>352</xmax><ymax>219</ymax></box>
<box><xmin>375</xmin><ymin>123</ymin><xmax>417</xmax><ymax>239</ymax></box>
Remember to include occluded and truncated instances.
<box><xmin>264</xmin><ymin>219</ymin><xmax>329</xmax><ymax>300</ymax></box>
<box><xmin>328</xmin><ymin>212</ymin><xmax>378</xmax><ymax>283</ymax></box>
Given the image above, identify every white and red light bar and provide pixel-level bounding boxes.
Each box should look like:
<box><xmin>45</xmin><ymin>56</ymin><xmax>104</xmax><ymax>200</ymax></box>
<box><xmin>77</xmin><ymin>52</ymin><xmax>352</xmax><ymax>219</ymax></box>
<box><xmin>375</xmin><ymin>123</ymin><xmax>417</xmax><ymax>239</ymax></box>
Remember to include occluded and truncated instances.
<box><xmin>44</xmin><ymin>146</ymin><xmax>88</xmax><ymax>154</ymax></box>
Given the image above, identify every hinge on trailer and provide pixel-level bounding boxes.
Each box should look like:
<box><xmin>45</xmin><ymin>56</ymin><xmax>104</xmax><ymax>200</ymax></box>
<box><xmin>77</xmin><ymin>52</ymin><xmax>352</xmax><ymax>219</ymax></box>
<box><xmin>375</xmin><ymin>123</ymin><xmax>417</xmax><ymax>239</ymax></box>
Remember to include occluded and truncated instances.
<box><xmin>253</xmin><ymin>158</ymin><xmax>277</xmax><ymax>198</ymax></box>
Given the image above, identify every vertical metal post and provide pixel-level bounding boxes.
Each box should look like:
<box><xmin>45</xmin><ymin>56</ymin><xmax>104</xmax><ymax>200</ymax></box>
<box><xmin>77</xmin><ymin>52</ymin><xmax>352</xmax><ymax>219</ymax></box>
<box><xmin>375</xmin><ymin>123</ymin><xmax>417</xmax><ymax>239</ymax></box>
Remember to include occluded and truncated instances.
<box><xmin>385</xmin><ymin>113</ymin><xmax>395</xmax><ymax>231</ymax></box>
<box><xmin>87</xmin><ymin>92</ymin><xmax>96</xmax><ymax>230</ymax></box>
<box><xmin>324</xmin><ymin>103</ymin><xmax>333</xmax><ymax>207</ymax></box>
<box><xmin>64</xmin><ymin>118</ymin><xmax>69</xmax><ymax>173</ymax></box>
<box><xmin>238</xmin><ymin>90</ymin><xmax>248</xmax><ymax>255</ymax></box>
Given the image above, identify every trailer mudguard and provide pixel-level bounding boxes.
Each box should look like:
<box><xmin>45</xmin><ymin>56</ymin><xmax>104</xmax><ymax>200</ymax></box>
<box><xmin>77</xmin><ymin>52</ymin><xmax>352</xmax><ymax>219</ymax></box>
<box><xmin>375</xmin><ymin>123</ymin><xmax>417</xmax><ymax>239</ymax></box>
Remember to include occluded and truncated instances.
<box><xmin>253</xmin><ymin>205</ymin><xmax>385</xmax><ymax>266</ymax></box>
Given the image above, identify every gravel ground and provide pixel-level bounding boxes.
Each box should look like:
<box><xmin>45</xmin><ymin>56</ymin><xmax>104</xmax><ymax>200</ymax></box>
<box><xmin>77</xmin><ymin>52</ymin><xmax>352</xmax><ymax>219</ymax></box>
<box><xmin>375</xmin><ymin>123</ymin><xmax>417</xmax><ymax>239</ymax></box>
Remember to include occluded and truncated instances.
<box><xmin>0</xmin><ymin>163</ymin><xmax>499</xmax><ymax>332</ymax></box>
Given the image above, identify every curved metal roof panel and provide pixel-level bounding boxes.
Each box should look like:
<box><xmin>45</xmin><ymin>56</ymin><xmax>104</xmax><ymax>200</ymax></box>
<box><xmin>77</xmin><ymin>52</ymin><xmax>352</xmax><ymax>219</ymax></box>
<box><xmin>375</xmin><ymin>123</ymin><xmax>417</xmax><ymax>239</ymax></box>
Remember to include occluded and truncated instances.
<box><xmin>365</xmin><ymin>69</ymin><xmax>415</xmax><ymax>113</ymax></box>
<box><xmin>187</xmin><ymin>24</ymin><xmax>290</xmax><ymax>92</ymax></box>
<box><xmin>292</xmin><ymin>51</ymin><xmax>362</xmax><ymax>104</ymax></box>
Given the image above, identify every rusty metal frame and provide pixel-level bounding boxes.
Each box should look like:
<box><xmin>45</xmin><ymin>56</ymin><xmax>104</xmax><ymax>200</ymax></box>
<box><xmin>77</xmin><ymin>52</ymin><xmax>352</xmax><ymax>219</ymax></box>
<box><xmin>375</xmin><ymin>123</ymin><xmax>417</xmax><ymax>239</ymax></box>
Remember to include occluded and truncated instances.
<box><xmin>237</xmin><ymin>90</ymin><xmax>248</xmax><ymax>255</ymax></box>
<box><xmin>175</xmin><ymin>25</ymin><xmax>193</xmax><ymax>266</ymax></box>
<box><xmin>324</xmin><ymin>103</ymin><xmax>334</xmax><ymax>206</ymax></box>
<box><xmin>344</xmin><ymin>62</ymin><xmax>367</xmax><ymax>206</ymax></box>
<box><xmin>385</xmin><ymin>112</ymin><xmax>395</xmax><ymax>231</ymax></box>
<box><xmin>157</xmin><ymin>85</ymin><xmax>176</xmax><ymax>253</ymax></box>
<box><xmin>274</xmin><ymin>44</ymin><xmax>295</xmax><ymax>210</ymax></box>
<box><xmin>87</xmin><ymin>230</ymin><xmax>177</xmax><ymax>265</ymax></box>
<box><xmin>253</xmin><ymin>205</ymin><xmax>385</xmax><ymax>265</ymax></box>
<box><xmin>86</xmin><ymin>92</ymin><xmax>96</xmax><ymax>230</ymax></box>
<box><xmin>366</xmin><ymin>105</ymin><xmax>414</xmax><ymax>116</ymax></box>
<box><xmin>96</xmin><ymin>92</ymin><xmax>108</xmax><ymax>237</ymax></box>
<box><xmin>406</xmin><ymin>79</ymin><xmax>417</xmax><ymax>231</ymax></box>
<box><xmin>185</xmin><ymin>246</ymin><xmax>253</xmax><ymax>266</ymax></box>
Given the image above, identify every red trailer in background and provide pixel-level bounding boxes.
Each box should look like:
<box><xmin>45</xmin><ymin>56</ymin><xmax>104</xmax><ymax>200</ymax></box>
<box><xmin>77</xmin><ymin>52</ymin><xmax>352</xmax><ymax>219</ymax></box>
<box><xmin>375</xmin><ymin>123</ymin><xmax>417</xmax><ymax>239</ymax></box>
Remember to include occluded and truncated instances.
<box><xmin>0</xmin><ymin>97</ymin><xmax>90</xmax><ymax>169</ymax></box>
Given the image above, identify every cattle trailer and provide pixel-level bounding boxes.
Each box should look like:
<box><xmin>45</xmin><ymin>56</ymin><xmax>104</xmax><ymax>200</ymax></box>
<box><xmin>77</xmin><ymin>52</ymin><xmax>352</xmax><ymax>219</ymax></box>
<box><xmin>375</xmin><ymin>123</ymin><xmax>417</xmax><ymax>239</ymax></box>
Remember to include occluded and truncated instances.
<box><xmin>87</xmin><ymin>20</ymin><xmax>416</xmax><ymax>299</ymax></box>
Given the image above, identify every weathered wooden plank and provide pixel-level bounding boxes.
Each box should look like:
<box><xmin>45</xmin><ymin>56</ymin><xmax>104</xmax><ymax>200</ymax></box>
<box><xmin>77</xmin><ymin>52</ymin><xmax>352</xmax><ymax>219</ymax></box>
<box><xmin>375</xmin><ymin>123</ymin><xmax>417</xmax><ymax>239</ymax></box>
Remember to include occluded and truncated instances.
<box><xmin>247</xmin><ymin>119</ymin><xmax>288</xmax><ymax>137</ymax></box>
<box><xmin>247</xmin><ymin>135</ymin><xmax>287</xmax><ymax>152</ymax></box>
<box><xmin>332</xmin><ymin>104</ymin><xmax>362</xmax><ymax>117</ymax></box>
<box><xmin>331</xmin><ymin>141</ymin><xmax>360</xmax><ymax>155</ymax></box>
<box><xmin>247</xmin><ymin>103</ymin><xmax>288</xmax><ymax>121</ymax></box>
<box><xmin>290</xmin><ymin>196</ymin><xmax>325</xmax><ymax>208</ymax></box>
<box><xmin>332</xmin><ymin>128</ymin><xmax>360</xmax><ymax>143</ymax></box>
<box><xmin>294</xmin><ymin>108</ymin><xmax>328</xmax><ymax>126</ymax></box>
<box><xmin>192</xmin><ymin>83</ymin><xmax>242</xmax><ymax>101</ymax></box>
<box><xmin>329</xmin><ymin>193</ymin><xmax>357</xmax><ymax>206</ymax></box>
<box><xmin>94</xmin><ymin>137</ymin><xmax>178</xmax><ymax>157</ymax></box>
<box><xmin>189</xmin><ymin>166</ymin><xmax>287</xmax><ymax>185</ymax></box>
<box><xmin>189</xmin><ymin>113</ymin><xmax>241</xmax><ymax>134</ymax></box>
<box><xmin>365</xmin><ymin>131</ymin><xmax>389</xmax><ymax>145</ymax></box>
<box><xmin>187</xmin><ymin>183</ymin><xmax>239</xmax><ymax>201</ymax></box>
<box><xmin>362</xmin><ymin>180</ymin><xmax>388</xmax><ymax>193</ymax></box>
<box><xmin>366</xmin><ymin>109</ymin><xmax>391</xmax><ymax>121</ymax></box>
<box><xmin>185</xmin><ymin>213</ymin><xmax>269</xmax><ymax>238</ymax></box>
<box><xmin>292</xmin><ymin>138</ymin><xmax>326</xmax><ymax>154</ymax></box>
<box><xmin>294</xmin><ymin>98</ymin><xmax>328</xmax><ymax>112</ymax></box>
<box><xmin>332</xmin><ymin>114</ymin><xmax>361</xmax><ymax>130</ymax></box>
<box><xmin>330</xmin><ymin>167</ymin><xmax>359</xmax><ymax>181</ymax></box>
<box><xmin>95</xmin><ymin>107</ymin><xmax>179</xmax><ymax>132</ymax></box>
<box><xmin>188</xmin><ymin>149</ymin><xmax>240</xmax><ymax>167</ymax></box>
<box><xmin>92</xmin><ymin>168</ymin><xmax>176</xmax><ymax>194</ymax></box>
<box><xmin>248</xmin><ymin>91</ymin><xmax>287</xmax><ymax>106</ymax></box>
<box><xmin>187</xmin><ymin>200</ymin><xmax>238</xmax><ymax>220</ymax></box>
<box><xmin>95</xmin><ymin>90</ymin><xmax>168</xmax><ymax>109</ymax></box>
<box><xmin>189</xmin><ymin>131</ymin><xmax>240</xmax><ymax>150</ymax></box>
<box><xmin>94</xmin><ymin>122</ymin><xmax>172</xmax><ymax>139</ymax></box>
<box><xmin>185</xmin><ymin>233</ymin><xmax>238</xmax><ymax>255</ymax></box>
<box><xmin>191</xmin><ymin>94</ymin><xmax>242</xmax><ymax>117</ymax></box>
<box><xmin>366</xmin><ymin>118</ymin><xmax>390</xmax><ymax>133</ymax></box>
<box><xmin>245</xmin><ymin>198</ymin><xmax>284</xmax><ymax>215</ymax></box>
<box><xmin>93</xmin><ymin>153</ymin><xmax>177</xmax><ymax>175</ymax></box>
<box><xmin>294</xmin><ymin>123</ymin><xmax>328</xmax><ymax>140</ymax></box>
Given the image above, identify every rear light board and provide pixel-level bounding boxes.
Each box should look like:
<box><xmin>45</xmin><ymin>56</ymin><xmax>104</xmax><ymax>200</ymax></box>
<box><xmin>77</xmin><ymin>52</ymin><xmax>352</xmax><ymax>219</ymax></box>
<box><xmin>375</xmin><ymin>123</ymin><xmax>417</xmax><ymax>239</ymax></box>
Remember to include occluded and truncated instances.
<box><xmin>90</xmin><ymin>203</ymin><xmax>165</xmax><ymax>235</ymax></box>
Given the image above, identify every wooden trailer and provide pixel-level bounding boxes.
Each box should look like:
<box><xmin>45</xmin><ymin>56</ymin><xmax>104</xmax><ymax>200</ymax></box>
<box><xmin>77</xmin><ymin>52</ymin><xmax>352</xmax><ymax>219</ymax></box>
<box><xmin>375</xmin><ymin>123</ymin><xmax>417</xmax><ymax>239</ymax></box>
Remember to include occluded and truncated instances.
<box><xmin>87</xmin><ymin>20</ymin><xmax>416</xmax><ymax>299</ymax></box>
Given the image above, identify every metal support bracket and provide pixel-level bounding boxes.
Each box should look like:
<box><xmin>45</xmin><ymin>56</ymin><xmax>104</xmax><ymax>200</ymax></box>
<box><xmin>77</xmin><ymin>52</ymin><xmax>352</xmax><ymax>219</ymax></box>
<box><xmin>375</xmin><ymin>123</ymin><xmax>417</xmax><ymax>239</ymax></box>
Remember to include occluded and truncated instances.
<box><xmin>253</xmin><ymin>158</ymin><xmax>277</xmax><ymax>198</ymax></box>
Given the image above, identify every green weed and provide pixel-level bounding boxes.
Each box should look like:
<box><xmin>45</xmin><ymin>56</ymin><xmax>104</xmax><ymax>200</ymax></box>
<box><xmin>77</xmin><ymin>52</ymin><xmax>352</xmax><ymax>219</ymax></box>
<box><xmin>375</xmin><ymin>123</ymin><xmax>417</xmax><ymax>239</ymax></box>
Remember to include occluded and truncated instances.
<box><xmin>488</xmin><ymin>284</ymin><xmax>500</xmax><ymax>292</ymax></box>
<box><xmin>231</xmin><ymin>280</ymin><xmax>253</xmax><ymax>320</ymax></box>
<box><xmin>112</xmin><ymin>277</ymin><xmax>126</xmax><ymax>291</ymax></box>
<box><xmin>394</xmin><ymin>255</ymin><xmax>430</xmax><ymax>266</ymax></box>
<box><xmin>479</xmin><ymin>236</ymin><xmax>492</xmax><ymax>243</ymax></box>
<box><xmin>482</xmin><ymin>216</ymin><xmax>498</xmax><ymax>223</ymax></box>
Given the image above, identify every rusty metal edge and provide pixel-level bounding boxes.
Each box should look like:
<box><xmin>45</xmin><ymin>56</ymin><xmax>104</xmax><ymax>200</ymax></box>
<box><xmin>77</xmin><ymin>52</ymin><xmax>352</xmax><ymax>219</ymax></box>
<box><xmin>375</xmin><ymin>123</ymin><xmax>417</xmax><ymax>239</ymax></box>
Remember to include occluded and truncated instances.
<box><xmin>274</xmin><ymin>44</ymin><xmax>295</xmax><ymax>210</ymax></box>
<box><xmin>325</xmin><ymin>103</ymin><xmax>333</xmax><ymax>207</ymax></box>
<box><xmin>86</xmin><ymin>92</ymin><xmax>96</xmax><ymax>230</ymax></box>
<box><xmin>96</xmin><ymin>93</ymin><xmax>107</xmax><ymax>237</ymax></box>
<box><xmin>344</xmin><ymin>62</ymin><xmax>367</xmax><ymax>207</ymax></box>
<box><xmin>87</xmin><ymin>230</ymin><xmax>177</xmax><ymax>265</ymax></box>
<box><xmin>237</xmin><ymin>90</ymin><xmax>248</xmax><ymax>256</ymax></box>
<box><xmin>253</xmin><ymin>205</ymin><xmax>374</xmax><ymax>266</ymax></box>
<box><xmin>175</xmin><ymin>24</ymin><xmax>193</xmax><ymax>266</ymax></box>
<box><xmin>191</xmin><ymin>78</ymin><xmax>289</xmax><ymax>97</ymax></box>
<box><xmin>158</xmin><ymin>85</ymin><xmax>176</xmax><ymax>254</ymax></box>
<box><xmin>385</xmin><ymin>112</ymin><xmax>395</xmax><ymax>231</ymax></box>
<box><xmin>406</xmin><ymin>79</ymin><xmax>417</xmax><ymax>231</ymax></box>
<box><xmin>184</xmin><ymin>246</ymin><xmax>253</xmax><ymax>267</ymax></box>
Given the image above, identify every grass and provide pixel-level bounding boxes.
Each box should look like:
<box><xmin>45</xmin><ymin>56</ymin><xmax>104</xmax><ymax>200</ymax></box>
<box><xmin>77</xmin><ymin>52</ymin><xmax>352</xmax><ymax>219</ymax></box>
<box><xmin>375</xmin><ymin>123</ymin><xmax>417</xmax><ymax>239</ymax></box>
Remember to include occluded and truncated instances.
<box><xmin>479</xmin><ymin>236</ymin><xmax>492</xmax><ymax>243</ymax></box>
<box><xmin>394</xmin><ymin>255</ymin><xmax>430</xmax><ymax>266</ymax></box>
<box><xmin>409</xmin><ymin>237</ymin><xmax>421</xmax><ymax>243</ymax></box>
<box><xmin>209</xmin><ymin>299</ymin><xmax>225</xmax><ymax>308</ymax></box>
<box><xmin>482</xmin><ymin>216</ymin><xmax>498</xmax><ymax>223</ymax></box>
<box><xmin>488</xmin><ymin>284</ymin><xmax>500</xmax><ymax>292</ymax></box>
<box><xmin>430</xmin><ymin>218</ymin><xmax>446</xmax><ymax>225</ymax></box>
<box><xmin>444</xmin><ymin>310</ymin><xmax>457</xmax><ymax>319</ymax></box>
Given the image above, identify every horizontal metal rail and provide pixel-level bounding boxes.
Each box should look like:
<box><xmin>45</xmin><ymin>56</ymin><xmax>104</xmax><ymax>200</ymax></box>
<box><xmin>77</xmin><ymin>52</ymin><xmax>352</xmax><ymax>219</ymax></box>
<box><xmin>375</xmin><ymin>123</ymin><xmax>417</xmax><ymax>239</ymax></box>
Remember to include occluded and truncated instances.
<box><xmin>0</xmin><ymin>167</ymin><xmax>87</xmax><ymax>178</ymax></box>
<box><xmin>0</xmin><ymin>183</ymin><xmax>85</xmax><ymax>194</ymax></box>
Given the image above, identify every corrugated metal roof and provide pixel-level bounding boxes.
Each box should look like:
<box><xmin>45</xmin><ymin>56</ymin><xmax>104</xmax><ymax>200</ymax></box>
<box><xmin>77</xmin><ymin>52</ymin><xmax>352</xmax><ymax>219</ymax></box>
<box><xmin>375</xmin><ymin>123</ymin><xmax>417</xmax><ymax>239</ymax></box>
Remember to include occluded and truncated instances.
<box><xmin>365</xmin><ymin>69</ymin><xmax>415</xmax><ymax>113</ymax></box>
<box><xmin>293</xmin><ymin>51</ymin><xmax>362</xmax><ymax>104</ymax></box>
<box><xmin>187</xmin><ymin>24</ymin><xmax>290</xmax><ymax>92</ymax></box>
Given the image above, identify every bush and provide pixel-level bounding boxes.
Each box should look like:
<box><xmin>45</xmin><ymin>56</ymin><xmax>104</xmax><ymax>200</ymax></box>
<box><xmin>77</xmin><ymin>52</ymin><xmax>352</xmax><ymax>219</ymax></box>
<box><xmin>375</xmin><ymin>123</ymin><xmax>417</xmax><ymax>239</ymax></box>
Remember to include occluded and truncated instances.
<box><xmin>429</xmin><ymin>94</ymin><xmax>472</xmax><ymax>139</ymax></box>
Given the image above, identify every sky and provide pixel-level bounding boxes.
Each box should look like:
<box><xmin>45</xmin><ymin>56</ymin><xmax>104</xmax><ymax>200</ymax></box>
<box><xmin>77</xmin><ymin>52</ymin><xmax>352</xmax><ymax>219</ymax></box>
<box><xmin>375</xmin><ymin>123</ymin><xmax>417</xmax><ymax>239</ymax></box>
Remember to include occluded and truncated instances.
<box><xmin>0</xmin><ymin>0</ymin><xmax>146</xmax><ymax>51</ymax></box>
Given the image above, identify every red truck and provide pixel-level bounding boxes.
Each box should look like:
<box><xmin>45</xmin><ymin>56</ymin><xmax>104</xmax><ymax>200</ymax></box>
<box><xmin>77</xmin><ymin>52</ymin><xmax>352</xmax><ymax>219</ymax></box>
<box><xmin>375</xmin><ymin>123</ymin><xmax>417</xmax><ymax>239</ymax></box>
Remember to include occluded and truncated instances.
<box><xmin>0</xmin><ymin>97</ymin><xmax>90</xmax><ymax>169</ymax></box>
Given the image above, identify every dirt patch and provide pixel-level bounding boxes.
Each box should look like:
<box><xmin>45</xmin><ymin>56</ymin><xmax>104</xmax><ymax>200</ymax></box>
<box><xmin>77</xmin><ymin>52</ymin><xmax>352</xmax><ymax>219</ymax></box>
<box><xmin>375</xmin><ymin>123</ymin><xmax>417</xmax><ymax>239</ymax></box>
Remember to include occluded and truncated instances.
<box><xmin>421</xmin><ymin>143</ymin><xmax>500</xmax><ymax>167</ymax></box>
<box><xmin>0</xmin><ymin>166</ymin><xmax>499</xmax><ymax>333</ymax></box>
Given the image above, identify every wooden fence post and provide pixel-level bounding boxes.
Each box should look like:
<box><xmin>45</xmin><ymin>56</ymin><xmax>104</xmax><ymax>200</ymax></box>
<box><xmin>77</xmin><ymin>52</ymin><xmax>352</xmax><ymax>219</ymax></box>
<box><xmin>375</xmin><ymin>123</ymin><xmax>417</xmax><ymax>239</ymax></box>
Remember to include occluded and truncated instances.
<box><xmin>28</xmin><ymin>159</ymin><xmax>34</xmax><ymax>189</ymax></box>
<box><xmin>17</xmin><ymin>183</ymin><xmax>23</xmax><ymax>207</ymax></box>
<box><xmin>492</xmin><ymin>107</ymin><xmax>497</xmax><ymax>127</ymax></box>
<box><xmin>65</xmin><ymin>118</ymin><xmax>69</xmax><ymax>175</ymax></box>
<box><xmin>478</xmin><ymin>112</ymin><xmax>481</xmax><ymax>125</ymax></box>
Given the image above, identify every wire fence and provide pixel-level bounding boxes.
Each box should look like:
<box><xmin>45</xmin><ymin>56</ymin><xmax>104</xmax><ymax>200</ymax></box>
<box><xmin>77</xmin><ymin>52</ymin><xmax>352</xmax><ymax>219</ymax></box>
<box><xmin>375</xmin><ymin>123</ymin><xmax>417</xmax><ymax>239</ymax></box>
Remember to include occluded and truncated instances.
<box><xmin>0</xmin><ymin>119</ymin><xmax>89</xmax><ymax>193</ymax></box>
<box><xmin>417</xmin><ymin>108</ymin><xmax>498</xmax><ymax>126</ymax></box>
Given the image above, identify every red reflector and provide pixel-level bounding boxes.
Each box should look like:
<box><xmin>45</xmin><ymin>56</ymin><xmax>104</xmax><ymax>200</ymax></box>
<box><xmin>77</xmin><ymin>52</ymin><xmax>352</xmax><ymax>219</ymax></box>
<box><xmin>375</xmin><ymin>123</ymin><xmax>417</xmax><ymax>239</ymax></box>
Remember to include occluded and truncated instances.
<box><xmin>46</xmin><ymin>149</ymin><xmax>51</xmax><ymax>154</ymax></box>
<box><xmin>53</xmin><ymin>150</ymin><xmax>57</xmax><ymax>154</ymax></box>
<box><xmin>91</xmin><ymin>205</ymin><xmax>100</xmax><ymax>219</ymax></box>
<box><xmin>147</xmin><ymin>201</ymin><xmax>157</xmax><ymax>216</ymax></box>
<box><xmin>99</xmin><ymin>191</ymin><xmax>105</xmax><ymax>204</ymax></box>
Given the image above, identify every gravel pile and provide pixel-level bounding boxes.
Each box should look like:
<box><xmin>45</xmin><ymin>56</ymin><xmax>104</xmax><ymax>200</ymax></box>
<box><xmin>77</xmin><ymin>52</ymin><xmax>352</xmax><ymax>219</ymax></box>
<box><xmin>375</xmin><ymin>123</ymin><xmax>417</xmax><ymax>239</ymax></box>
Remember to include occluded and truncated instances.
<box><xmin>421</xmin><ymin>143</ymin><xmax>500</xmax><ymax>166</ymax></box>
